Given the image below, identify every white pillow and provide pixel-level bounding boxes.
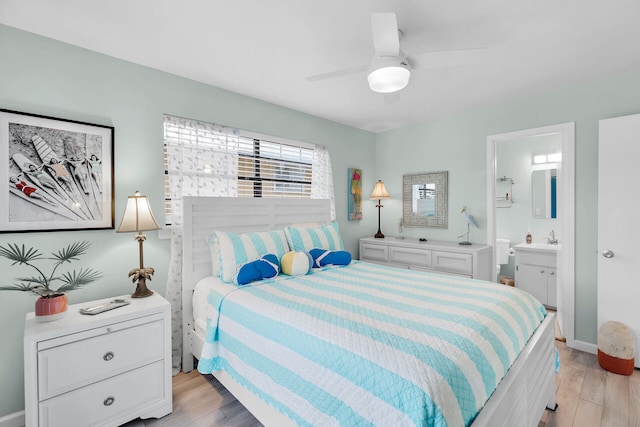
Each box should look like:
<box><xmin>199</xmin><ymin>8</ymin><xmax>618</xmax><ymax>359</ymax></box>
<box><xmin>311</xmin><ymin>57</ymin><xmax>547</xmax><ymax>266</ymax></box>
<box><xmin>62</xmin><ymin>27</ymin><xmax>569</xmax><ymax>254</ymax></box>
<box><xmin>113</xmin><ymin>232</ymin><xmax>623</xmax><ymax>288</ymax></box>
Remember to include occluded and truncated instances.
<box><xmin>284</xmin><ymin>222</ymin><xmax>344</xmax><ymax>252</ymax></box>
<box><xmin>213</xmin><ymin>229</ymin><xmax>290</xmax><ymax>283</ymax></box>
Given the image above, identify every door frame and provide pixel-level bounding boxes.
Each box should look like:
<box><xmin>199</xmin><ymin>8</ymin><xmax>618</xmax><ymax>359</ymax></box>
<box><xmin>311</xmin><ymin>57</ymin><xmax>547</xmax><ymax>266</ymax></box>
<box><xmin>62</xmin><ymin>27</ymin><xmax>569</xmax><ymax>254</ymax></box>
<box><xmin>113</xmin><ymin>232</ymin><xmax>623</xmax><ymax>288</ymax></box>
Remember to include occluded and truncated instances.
<box><xmin>486</xmin><ymin>122</ymin><xmax>575</xmax><ymax>347</ymax></box>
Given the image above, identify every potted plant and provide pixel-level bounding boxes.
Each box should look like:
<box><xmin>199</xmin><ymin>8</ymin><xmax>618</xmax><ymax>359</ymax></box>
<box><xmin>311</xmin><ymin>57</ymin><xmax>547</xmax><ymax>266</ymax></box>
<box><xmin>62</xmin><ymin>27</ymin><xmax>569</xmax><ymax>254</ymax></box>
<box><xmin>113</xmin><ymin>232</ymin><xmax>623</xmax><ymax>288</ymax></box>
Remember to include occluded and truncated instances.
<box><xmin>0</xmin><ymin>241</ymin><xmax>102</xmax><ymax>322</ymax></box>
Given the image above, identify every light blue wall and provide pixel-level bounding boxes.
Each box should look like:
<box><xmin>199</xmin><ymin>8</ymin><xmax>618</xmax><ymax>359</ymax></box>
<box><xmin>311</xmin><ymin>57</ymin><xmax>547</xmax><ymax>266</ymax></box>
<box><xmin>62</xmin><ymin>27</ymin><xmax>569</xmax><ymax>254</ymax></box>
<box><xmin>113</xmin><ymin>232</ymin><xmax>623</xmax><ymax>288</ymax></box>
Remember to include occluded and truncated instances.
<box><xmin>375</xmin><ymin>69</ymin><xmax>640</xmax><ymax>350</ymax></box>
<box><xmin>0</xmin><ymin>25</ymin><xmax>376</xmax><ymax>418</ymax></box>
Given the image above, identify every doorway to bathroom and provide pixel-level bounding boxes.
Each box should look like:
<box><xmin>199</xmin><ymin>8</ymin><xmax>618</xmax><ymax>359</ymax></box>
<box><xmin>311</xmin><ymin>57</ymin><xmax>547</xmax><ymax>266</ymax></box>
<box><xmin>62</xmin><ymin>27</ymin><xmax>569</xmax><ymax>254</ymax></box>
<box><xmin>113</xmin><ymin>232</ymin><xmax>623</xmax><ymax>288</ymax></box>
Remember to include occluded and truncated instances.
<box><xmin>486</xmin><ymin>123</ymin><xmax>575</xmax><ymax>346</ymax></box>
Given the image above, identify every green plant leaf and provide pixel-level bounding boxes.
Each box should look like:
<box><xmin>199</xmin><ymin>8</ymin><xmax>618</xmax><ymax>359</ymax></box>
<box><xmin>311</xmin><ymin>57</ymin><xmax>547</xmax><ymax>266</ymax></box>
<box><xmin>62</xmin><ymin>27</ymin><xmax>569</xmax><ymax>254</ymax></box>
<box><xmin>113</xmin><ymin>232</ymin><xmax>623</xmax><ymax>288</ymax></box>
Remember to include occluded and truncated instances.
<box><xmin>0</xmin><ymin>283</ymin><xmax>45</xmax><ymax>294</ymax></box>
<box><xmin>0</xmin><ymin>241</ymin><xmax>102</xmax><ymax>296</ymax></box>
<box><xmin>0</xmin><ymin>283</ymin><xmax>34</xmax><ymax>291</ymax></box>
<box><xmin>51</xmin><ymin>241</ymin><xmax>91</xmax><ymax>264</ymax></box>
<box><xmin>56</xmin><ymin>268</ymin><xmax>102</xmax><ymax>293</ymax></box>
<box><xmin>0</xmin><ymin>243</ymin><xmax>42</xmax><ymax>265</ymax></box>
<box><xmin>15</xmin><ymin>275</ymin><xmax>52</xmax><ymax>284</ymax></box>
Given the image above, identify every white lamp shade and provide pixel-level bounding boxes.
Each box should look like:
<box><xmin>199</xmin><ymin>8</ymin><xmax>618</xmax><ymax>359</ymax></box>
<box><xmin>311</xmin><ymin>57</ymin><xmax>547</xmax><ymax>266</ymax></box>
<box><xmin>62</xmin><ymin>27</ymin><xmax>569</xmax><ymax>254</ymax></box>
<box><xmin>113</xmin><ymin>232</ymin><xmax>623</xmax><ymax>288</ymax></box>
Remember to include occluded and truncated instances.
<box><xmin>117</xmin><ymin>192</ymin><xmax>160</xmax><ymax>232</ymax></box>
<box><xmin>370</xmin><ymin>180</ymin><xmax>391</xmax><ymax>200</ymax></box>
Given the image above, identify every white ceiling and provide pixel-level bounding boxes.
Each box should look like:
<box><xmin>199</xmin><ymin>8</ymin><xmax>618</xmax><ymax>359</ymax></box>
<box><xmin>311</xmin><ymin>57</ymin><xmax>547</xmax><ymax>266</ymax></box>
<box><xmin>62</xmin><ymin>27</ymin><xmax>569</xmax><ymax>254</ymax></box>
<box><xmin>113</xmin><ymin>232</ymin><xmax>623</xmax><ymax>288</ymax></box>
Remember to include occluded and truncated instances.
<box><xmin>2</xmin><ymin>0</ymin><xmax>640</xmax><ymax>133</ymax></box>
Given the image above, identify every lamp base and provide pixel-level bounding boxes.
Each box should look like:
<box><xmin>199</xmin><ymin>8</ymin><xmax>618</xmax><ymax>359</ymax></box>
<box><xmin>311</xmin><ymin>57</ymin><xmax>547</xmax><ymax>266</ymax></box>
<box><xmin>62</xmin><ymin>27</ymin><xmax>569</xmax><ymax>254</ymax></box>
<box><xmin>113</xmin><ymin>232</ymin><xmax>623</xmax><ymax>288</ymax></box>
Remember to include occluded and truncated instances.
<box><xmin>459</xmin><ymin>241</ymin><xmax>472</xmax><ymax>246</ymax></box>
<box><xmin>132</xmin><ymin>279</ymin><xmax>154</xmax><ymax>298</ymax></box>
<box><xmin>374</xmin><ymin>231</ymin><xmax>385</xmax><ymax>238</ymax></box>
<box><xmin>128</xmin><ymin>267</ymin><xmax>156</xmax><ymax>298</ymax></box>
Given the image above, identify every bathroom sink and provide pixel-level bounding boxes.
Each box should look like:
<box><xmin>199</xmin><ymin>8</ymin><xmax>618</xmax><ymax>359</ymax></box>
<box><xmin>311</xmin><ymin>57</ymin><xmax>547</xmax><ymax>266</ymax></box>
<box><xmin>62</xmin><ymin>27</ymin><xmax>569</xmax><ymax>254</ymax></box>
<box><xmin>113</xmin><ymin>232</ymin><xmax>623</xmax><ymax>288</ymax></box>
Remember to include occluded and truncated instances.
<box><xmin>514</xmin><ymin>242</ymin><xmax>560</xmax><ymax>252</ymax></box>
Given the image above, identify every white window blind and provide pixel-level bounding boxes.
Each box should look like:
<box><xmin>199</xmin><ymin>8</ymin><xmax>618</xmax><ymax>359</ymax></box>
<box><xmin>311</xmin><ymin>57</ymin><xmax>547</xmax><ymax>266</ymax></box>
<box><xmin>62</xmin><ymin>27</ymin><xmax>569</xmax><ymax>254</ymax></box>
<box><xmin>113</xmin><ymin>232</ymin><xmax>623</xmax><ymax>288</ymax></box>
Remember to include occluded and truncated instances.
<box><xmin>237</xmin><ymin>136</ymin><xmax>313</xmax><ymax>200</ymax></box>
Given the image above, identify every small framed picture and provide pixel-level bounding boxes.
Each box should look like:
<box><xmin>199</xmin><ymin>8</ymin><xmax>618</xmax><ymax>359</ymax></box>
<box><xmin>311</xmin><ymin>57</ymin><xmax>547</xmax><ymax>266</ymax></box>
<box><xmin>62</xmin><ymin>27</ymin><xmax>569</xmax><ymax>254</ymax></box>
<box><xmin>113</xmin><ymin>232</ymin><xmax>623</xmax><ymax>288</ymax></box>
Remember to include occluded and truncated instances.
<box><xmin>348</xmin><ymin>167</ymin><xmax>362</xmax><ymax>220</ymax></box>
<box><xmin>1</xmin><ymin>109</ymin><xmax>114</xmax><ymax>232</ymax></box>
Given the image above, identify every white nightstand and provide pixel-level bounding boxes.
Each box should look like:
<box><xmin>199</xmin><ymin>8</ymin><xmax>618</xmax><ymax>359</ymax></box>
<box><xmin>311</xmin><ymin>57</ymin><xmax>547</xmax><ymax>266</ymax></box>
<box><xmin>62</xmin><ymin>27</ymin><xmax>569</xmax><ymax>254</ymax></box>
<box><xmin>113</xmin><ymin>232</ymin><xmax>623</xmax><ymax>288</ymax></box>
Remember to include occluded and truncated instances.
<box><xmin>23</xmin><ymin>293</ymin><xmax>172</xmax><ymax>427</ymax></box>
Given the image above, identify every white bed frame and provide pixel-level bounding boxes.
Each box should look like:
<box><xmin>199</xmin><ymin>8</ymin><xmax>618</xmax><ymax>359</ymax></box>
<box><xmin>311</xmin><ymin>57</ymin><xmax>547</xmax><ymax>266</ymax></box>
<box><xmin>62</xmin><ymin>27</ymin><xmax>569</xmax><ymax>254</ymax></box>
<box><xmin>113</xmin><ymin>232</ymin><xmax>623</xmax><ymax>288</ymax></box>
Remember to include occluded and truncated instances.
<box><xmin>182</xmin><ymin>196</ymin><xmax>556</xmax><ymax>427</ymax></box>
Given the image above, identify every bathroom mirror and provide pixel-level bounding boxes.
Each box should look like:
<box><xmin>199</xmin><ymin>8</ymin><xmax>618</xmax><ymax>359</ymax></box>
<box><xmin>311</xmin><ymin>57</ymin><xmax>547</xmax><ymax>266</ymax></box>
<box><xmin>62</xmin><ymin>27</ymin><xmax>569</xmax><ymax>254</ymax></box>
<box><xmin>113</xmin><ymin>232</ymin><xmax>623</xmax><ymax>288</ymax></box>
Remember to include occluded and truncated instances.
<box><xmin>532</xmin><ymin>169</ymin><xmax>557</xmax><ymax>219</ymax></box>
<box><xmin>402</xmin><ymin>171</ymin><xmax>448</xmax><ymax>228</ymax></box>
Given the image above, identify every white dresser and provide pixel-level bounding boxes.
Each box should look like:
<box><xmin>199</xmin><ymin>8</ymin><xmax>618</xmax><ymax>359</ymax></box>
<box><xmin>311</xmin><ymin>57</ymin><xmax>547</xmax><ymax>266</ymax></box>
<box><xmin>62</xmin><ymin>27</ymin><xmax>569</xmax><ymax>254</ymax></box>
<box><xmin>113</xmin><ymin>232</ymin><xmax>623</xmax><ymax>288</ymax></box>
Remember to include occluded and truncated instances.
<box><xmin>514</xmin><ymin>243</ymin><xmax>558</xmax><ymax>308</ymax></box>
<box><xmin>359</xmin><ymin>237</ymin><xmax>493</xmax><ymax>281</ymax></box>
<box><xmin>23</xmin><ymin>293</ymin><xmax>172</xmax><ymax>427</ymax></box>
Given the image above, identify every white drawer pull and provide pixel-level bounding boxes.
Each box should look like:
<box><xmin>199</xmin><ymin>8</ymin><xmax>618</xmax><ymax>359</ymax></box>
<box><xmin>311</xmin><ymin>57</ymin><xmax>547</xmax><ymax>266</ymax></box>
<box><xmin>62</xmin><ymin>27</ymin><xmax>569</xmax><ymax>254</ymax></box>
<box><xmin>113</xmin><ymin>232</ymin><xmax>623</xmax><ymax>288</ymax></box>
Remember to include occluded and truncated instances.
<box><xmin>103</xmin><ymin>396</ymin><xmax>115</xmax><ymax>406</ymax></box>
<box><xmin>103</xmin><ymin>351</ymin><xmax>114</xmax><ymax>361</ymax></box>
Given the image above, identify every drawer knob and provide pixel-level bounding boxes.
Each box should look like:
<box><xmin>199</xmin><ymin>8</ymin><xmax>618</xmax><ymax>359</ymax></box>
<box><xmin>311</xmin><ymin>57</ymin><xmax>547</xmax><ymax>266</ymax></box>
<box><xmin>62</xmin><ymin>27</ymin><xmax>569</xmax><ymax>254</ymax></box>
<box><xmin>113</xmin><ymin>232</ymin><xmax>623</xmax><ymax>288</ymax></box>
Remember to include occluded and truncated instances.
<box><xmin>103</xmin><ymin>351</ymin><xmax>114</xmax><ymax>361</ymax></box>
<box><xmin>103</xmin><ymin>396</ymin><xmax>115</xmax><ymax>406</ymax></box>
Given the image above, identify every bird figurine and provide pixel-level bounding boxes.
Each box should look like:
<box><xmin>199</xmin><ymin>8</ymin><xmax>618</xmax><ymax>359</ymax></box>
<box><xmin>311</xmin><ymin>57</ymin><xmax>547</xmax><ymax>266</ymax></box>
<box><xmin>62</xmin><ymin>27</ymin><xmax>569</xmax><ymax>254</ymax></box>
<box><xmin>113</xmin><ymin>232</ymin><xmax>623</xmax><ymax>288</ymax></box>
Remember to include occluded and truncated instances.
<box><xmin>458</xmin><ymin>206</ymin><xmax>478</xmax><ymax>245</ymax></box>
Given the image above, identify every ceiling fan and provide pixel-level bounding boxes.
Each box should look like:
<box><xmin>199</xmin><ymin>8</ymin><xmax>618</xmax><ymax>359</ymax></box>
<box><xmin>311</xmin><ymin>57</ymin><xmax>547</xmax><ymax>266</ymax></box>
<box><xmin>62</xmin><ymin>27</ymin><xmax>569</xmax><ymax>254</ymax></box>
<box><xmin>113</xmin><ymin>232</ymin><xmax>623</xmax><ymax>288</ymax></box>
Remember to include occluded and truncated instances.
<box><xmin>306</xmin><ymin>12</ymin><xmax>485</xmax><ymax>94</ymax></box>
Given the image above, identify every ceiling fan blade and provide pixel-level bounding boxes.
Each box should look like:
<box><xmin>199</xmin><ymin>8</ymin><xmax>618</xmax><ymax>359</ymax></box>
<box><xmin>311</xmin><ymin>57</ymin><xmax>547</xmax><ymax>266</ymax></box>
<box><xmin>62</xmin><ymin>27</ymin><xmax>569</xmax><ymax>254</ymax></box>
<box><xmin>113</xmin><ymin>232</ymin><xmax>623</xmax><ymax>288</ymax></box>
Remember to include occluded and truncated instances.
<box><xmin>409</xmin><ymin>47</ymin><xmax>486</xmax><ymax>70</ymax></box>
<box><xmin>306</xmin><ymin>63</ymin><xmax>369</xmax><ymax>82</ymax></box>
<box><xmin>371</xmin><ymin>12</ymin><xmax>399</xmax><ymax>56</ymax></box>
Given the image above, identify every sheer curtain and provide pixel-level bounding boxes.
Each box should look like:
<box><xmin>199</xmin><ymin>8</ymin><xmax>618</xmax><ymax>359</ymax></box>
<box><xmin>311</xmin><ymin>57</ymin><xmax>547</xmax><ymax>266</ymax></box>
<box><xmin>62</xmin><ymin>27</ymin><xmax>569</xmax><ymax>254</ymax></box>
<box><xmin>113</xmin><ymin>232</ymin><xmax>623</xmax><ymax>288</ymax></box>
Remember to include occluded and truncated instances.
<box><xmin>312</xmin><ymin>144</ymin><xmax>336</xmax><ymax>221</ymax></box>
<box><xmin>164</xmin><ymin>115</ymin><xmax>239</xmax><ymax>373</ymax></box>
<box><xmin>164</xmin><ymin>115</ymin><xmax>335</xmax><ymax>373</ymax></box>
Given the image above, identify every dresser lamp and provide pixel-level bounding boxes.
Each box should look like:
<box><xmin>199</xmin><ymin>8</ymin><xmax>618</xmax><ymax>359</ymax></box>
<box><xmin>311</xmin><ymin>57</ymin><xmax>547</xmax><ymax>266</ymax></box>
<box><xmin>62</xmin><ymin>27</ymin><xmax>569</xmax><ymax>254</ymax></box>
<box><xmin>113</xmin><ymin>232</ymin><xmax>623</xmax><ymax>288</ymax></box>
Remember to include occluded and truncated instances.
<box><xmin>370</xmin><ymin>180</ymin><xmax>390</xmax><ymax>238</ymax></box>
<box><xmin>117</xmin><ymin>191</ymin><xmax>160</xmax><ymax>298</ymax></box>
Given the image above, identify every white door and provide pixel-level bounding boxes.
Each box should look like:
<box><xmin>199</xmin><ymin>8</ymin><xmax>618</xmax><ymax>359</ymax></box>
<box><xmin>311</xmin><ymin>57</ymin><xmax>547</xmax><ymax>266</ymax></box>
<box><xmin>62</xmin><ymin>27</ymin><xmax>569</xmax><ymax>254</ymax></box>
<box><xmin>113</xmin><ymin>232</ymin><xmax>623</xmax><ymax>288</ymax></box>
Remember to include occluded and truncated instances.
<box><xmin>598</xmin><ymin>113</ymin><xmax>640</xmax><ymax>368</ymax></box>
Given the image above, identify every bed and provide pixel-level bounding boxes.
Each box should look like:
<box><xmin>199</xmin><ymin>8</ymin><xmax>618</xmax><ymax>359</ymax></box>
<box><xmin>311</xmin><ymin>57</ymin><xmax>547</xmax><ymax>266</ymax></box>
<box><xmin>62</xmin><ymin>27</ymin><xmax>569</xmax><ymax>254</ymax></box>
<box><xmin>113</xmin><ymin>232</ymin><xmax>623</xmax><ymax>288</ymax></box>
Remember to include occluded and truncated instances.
<box><xmin>181</xmin><ymin>196</ymin><xmax>556</xmax><ymax>427</ymax></box>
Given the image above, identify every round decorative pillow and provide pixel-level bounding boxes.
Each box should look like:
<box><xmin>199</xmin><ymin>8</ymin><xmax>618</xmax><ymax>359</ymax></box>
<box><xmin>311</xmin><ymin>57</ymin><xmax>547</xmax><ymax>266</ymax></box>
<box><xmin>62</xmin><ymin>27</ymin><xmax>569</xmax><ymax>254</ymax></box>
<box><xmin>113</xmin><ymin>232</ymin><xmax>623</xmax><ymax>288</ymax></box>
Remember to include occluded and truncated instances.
<box><xmin>281</xmin><ymin>251</ymin><xmax>312</xmax><ymax>276</ymax></box>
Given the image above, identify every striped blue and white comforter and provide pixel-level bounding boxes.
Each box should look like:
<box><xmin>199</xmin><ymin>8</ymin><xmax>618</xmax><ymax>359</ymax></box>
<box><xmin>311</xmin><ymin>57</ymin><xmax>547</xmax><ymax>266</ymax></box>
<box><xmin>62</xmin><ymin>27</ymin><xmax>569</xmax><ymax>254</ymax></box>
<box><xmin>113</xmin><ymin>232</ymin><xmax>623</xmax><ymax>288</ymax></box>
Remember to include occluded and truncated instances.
<box><xmin>198</xmin><ymin>261</ymin><xmax>546</xmax><ymax>427</ymax></box>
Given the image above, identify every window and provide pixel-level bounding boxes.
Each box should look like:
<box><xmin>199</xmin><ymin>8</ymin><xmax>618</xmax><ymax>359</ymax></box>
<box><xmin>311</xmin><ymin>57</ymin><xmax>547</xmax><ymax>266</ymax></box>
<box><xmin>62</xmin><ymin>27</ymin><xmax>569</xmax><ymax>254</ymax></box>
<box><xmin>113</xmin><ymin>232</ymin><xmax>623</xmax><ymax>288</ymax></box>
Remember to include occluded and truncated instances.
<box><xmin>163</xmin><ymin>115</ymin><xmax>331</xmax><ymax>226</ymax></box>
<box><xmin>237</xmin><ymin>137</ymin><xmax>313</xmax><ymax>199</ymax></box>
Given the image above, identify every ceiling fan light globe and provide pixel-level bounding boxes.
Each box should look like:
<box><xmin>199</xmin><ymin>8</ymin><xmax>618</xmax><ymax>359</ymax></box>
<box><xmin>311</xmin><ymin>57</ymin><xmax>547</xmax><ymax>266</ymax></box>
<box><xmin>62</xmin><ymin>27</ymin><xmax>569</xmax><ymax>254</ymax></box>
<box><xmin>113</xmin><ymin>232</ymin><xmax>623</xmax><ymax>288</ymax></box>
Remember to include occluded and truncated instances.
<box><xmin>367</xmin><ymin>56</ymin><xmax>410</xmax><ymax>93</ymax></box>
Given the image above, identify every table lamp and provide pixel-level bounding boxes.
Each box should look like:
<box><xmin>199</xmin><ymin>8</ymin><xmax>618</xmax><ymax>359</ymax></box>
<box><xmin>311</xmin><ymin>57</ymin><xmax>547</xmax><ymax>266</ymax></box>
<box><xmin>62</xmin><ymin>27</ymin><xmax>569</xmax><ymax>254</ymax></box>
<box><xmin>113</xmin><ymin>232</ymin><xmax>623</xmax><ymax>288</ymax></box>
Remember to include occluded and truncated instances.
<box><xmin>117</xmin><ymin>191</ymin><xmax>160</xmax><ymax>298</ymax></box>
<box><xmin>370</xmin><ymin>180</ymin><xmax>390</xmax><ymax>238</ymax></box>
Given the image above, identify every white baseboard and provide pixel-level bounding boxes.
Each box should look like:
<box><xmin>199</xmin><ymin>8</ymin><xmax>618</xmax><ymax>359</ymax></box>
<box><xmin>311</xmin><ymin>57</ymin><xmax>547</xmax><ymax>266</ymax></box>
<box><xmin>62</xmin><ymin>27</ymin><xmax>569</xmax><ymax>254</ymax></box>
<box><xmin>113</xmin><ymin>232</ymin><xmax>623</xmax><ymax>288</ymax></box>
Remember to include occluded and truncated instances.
<box><xmin>0</xmin><ymin>411</ymin><xmax>24</xmax><ymax>427</ymax></box>
<box><xmin>568</xmin><ymin>339</ymin><xmax>598</xmax><ymax>355</ymax></box>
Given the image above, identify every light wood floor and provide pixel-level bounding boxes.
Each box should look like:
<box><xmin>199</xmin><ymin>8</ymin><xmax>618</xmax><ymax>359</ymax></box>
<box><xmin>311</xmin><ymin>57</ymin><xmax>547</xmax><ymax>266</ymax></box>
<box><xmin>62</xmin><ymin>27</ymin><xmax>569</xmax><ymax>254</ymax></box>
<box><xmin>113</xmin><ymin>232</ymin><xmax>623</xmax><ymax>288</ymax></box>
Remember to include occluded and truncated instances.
<box><xmin>124</xmin><ymin>342</ymin><xmax>639</xmax><ymax>427</ymax></box>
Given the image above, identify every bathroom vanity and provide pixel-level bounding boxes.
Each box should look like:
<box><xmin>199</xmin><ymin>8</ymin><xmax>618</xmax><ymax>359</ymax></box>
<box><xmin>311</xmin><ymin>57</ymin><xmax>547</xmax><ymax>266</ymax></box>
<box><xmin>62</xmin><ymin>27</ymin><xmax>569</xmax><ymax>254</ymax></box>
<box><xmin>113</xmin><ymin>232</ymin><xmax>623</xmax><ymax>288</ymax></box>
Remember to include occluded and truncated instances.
<box><xmin>514</xmin><ymin>243</ymin><xmax>558</xmax><ymax>308</ymax></box>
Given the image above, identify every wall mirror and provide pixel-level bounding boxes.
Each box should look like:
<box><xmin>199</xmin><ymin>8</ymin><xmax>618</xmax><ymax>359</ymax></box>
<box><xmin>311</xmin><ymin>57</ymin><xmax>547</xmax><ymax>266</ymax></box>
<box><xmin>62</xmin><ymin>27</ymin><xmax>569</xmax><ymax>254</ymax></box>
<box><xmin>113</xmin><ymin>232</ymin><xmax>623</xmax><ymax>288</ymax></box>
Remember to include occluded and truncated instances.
<box><xmin>402</xmin><ymin>171</ymin><xmax>448</xmax><ymax>228</ymax></box>
<box><xmin>532</xmin><ymin>169</ymin><xmax>557</xmax><ymax>218</ymax></box>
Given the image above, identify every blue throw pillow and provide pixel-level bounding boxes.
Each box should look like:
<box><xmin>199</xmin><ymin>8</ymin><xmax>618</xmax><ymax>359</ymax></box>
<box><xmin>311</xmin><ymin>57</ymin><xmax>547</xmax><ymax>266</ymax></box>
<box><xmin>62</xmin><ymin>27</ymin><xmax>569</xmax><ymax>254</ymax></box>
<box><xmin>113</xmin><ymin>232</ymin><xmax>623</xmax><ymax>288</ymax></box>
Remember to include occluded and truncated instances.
<box><xmin>235</xmin><ymin>254</ymin><xmax>279</xmax><ymax>285</ymax></box>
<box><xmin>309</xmin><ymin>248</ymin><xmax>352</xmax><ymax>268</ymax></box>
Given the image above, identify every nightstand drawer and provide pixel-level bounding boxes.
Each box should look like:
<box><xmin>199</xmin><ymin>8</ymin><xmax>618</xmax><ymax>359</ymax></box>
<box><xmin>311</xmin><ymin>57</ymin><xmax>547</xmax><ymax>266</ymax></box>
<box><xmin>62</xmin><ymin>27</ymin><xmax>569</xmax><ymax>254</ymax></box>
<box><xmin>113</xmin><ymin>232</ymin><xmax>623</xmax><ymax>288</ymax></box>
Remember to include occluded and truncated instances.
<box><xmin>39</xmin><ymin>361</ymin><xmax>165</xmax><ymax>427</ymax></box>
<box><xmin>432</xmin><ymin>251</ymin><xmax>473</xmax><ymax>275</ymax></box>
<box><xmin>38</xmin><ymin>318</ymin><xmax>164</xmax><ymax>400</ymax></box>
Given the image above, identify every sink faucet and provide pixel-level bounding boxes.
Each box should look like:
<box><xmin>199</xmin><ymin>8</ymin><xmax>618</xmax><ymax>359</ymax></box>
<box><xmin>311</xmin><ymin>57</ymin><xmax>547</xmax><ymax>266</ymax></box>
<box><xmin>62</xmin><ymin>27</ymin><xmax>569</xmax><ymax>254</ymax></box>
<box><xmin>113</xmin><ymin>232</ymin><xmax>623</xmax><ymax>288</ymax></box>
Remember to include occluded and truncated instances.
<box><xmin>548</xmin><ymin>230</ymin><xmax>558</xmax><ymax>245</ymax></box>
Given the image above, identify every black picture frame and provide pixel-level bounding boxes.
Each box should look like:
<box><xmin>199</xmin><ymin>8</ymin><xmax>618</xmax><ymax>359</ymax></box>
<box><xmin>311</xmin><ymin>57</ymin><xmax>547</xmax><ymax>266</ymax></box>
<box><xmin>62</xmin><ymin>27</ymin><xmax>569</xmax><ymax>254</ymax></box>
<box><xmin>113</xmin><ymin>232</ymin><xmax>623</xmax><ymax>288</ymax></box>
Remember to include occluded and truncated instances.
<box><xmin>1</xmin><ymin>109</ymin><xmax>114</xmax><ymax>232</ymax></box>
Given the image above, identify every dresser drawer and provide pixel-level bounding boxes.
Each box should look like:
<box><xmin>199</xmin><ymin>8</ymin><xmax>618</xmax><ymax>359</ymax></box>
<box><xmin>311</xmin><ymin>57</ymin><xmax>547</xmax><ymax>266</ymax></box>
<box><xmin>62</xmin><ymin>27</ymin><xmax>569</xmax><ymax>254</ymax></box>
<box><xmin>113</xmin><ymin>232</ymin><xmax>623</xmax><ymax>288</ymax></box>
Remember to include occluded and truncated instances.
<box><xmin>39</xmin><ymin>361</ymin><xmax>165</xmax><ymax>427</ymax></box>
<box><xmin>389</xmin><ymin>246</ymin><xmax>431</xmax><ymax>267</ymax></box>
<box><xmin>360</xmin><ymin>242</ymin><xmax>389</xmax><ymax>262</ymax></box>
<box><xmin>38</xmin><ymin>317</ymin><xmax>164</xmax><ymax>400</ymax></box>
<box><xmin>432</xmin><ymin>251</ymin><xmax>473</xmax><ymax>275</ymax></box>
